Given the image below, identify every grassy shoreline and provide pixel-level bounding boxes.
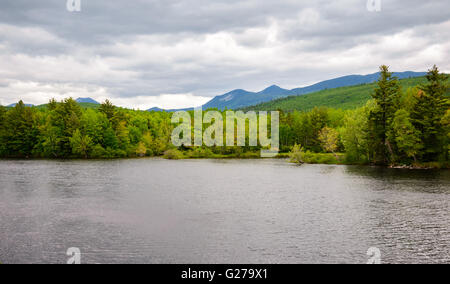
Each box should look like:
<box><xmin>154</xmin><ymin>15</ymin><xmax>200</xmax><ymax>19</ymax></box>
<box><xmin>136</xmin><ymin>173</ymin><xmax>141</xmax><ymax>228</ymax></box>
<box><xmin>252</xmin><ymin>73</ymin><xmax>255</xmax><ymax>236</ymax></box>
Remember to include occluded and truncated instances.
<box><xmin>1</xmin><ymin>153</ymin><xmax>448</xmax><ymax>169</ymax></box>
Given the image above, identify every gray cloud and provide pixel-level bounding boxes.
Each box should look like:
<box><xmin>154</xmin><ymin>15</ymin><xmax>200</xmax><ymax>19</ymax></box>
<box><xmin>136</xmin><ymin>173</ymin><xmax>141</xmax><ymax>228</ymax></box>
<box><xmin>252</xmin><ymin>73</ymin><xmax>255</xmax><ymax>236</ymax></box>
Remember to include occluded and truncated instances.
<box><xmin>0</xmin><ymin>0</ymin><xmax>449</xmax><ymax>108</ymax></box>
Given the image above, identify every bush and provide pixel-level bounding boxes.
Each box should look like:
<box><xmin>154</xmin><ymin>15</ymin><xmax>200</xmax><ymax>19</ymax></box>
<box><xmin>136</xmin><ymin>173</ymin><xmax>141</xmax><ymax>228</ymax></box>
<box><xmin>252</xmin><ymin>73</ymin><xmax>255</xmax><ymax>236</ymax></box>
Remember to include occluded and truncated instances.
<box><xmin>289</xmin><ymin>144</ymin><xmax>343</xmax><ymax>164</ymax></box>
<box><xmin>163</xmin><ymin>149</ymin><xmax>184</xmax><ymax>160</ymax></box>
<box><xmin>90</xmin><ymin>144</ymin><xmax>106</xmax><ymax>158</ymax></box>
<box><xmin>189</xmin><ymin>147</ymin><xmax>214</xmax><ymax>158</ymax></box>
<box><xmin>117</xmin><ymin>149</ymin><xmax>128</xmax><ymax>158</ymax></box>
<box><xmin>289</xmin><ymin>144</ymin><xmax>304</xmax><ymax>164</ymax></box>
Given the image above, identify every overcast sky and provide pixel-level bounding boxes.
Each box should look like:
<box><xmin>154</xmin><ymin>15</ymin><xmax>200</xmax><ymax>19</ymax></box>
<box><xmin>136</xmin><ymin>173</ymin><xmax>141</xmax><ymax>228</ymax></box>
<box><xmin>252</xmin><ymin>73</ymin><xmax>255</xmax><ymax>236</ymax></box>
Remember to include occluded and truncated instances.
<box><xmin>0</xmin><ymin>0</ymin><xmax>449</xmax><ymax>109</ymax></box>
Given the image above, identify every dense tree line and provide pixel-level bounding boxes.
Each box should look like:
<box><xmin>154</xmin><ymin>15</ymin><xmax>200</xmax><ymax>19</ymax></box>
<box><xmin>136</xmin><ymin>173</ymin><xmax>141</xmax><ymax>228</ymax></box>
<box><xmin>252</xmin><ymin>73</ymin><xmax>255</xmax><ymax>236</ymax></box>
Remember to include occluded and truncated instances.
<box><xmin>0</xmin><ymin>99</ymin><xmax>172</xmax><ymax>159</ymax></box>
<box><xmin>288</xmin><ymin>65</ymin><xmax>449</xmax><ymax>166</ymax></box>
<box><xmin>0</xmin><ymin>65</ymin><xmax>448</xmax><ymax>166</ymax></box>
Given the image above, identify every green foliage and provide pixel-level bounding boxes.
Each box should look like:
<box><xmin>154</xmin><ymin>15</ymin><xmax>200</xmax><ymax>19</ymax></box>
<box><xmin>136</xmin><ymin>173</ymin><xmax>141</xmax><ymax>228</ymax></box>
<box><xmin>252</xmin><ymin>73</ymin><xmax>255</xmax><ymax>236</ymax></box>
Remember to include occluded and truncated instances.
<box><xmin>392</xmin><ymin>109</ymin><xmax>423</xmax><ymax>162</ymax></box>
<box><xmin>90</xmin><ymin>144</ymin><xmax>106</xmax><ymax>159</ymax></box>
<box><xmin>442</xmin><ymin>109</ymin><xmax>450</xmax><ymax>158</ymax></box>
<box><xmin>187</xmin><ymin>147</ymin><xmax>214</xmax><ymax>158</ymax></box>
<box><xmin>368</xmin><ymin>66</ymin><xmax>402</xmax><ymax>164</ymax></box>
<box><xmin>340</xmin><ymin>102</ymin><xmax>372</xmax><ymax>163</ymax></box>
<box><xmin>0</xmin><ymin>98</ymin><xmax>172</xmax><ymax>159</ymax></box>
<box><xmin>1</xmin><ymin>101</ymin><xmax>38</xmax><ymax>157</ymax></box>
<box><xmin>290</xmin><ymin>144</ymin><xmax>341</xmax><ymax>165</ymax></box>
<box><xmin>244</xmin><ymin>76</ymin><xmax>428</xmax><ymax>112</ymax></box>
<box><xmin>318</xmin><ymin>127</ymin><xmax>339</xmax><ymax>156</ymax></box>
<box><xmin>410</xmin><ymin>65</ymin><xmax>449</xmax><ymax>161</ymax></box>
<box><xmin>163</xmin><ymin>149</ymin><xmax>184</xmax><ymax>160</ymax></box>
<box><xmin>289</xmin><ymin>144</ymin><xmax>304</xmax><ymax>164</ymax></box>
<box><xmin>135</xmin><ymin>141</ymin><xmax>147</xmax><ymax>157</ymax></box>
<box><xmin>70</xmin><ymin>129</ymin><xmax>93</xmax><ymax>159</ymax></box>
<box><xmin>287</xmin><ymin>66</ymin><xmax>449</xmax><ymax>167</ymax></box>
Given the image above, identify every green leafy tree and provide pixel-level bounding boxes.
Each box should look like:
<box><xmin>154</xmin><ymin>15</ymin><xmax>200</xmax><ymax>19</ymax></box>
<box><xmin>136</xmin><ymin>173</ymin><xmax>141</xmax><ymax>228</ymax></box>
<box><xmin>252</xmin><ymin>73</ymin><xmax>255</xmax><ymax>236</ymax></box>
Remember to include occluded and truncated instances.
<box><xmin>341</xmin><ymin>102</ymin><xmax>372</xmax><ymax>163</ymax></box>
<box><xmin>103</xmin><ymin>127</ymin><xmax>119</xmax><ymax>150</ymax></box>
<box><xmin>318</xmin><ymin>126</ymin><xmax>339</xmax><ymax>159</ymax></box>
<box><xmin>70</xmin><ymin>129</ymin><xmax>93</xmax><ymax>159</ymax></box>
<box><xmin>2</xmin><ymin>101</ymin><xmax>38</xmax><ymax>157</ymax></box>
<box><xmin>0</xmin><ymin>105</ymin><xmax>6</xmax><ymax>155</ymax></box>
<box><xmin>116</xmin><ymin>121</ymin><xmax>130</xmax><ymax>150</ymax></box>
<box><xmin>136</xmin><ymin>141</ymin><xmax>147</xmax><ymax>157</ymax></box>
<box><xmin>81</xmin><ymin>109</ymin><xmax>107</xmax><ymax>145</ymax></box>
<box><xmin>47</xmin><ymin>98</ymin><xmax>83</xmax><ymax>157</ymax></box>
<box><xmin>442</xmin><ymin>109</ymin><xmax>450</xmax><ymax>158</ymax></box>
<box><xmin>40</xmin><ymin>122</ymin><xmax>62</xmax><ymax>158</ymax></box>
<box><xmin>392</xmin><ymin>109</ymin><xmax>423</xmax><ymax>163</ymax></box>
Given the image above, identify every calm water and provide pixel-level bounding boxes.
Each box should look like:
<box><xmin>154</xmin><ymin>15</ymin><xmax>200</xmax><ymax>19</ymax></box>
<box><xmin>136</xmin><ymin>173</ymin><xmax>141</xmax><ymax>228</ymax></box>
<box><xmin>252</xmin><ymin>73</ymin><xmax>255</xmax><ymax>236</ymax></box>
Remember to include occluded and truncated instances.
<box><xmin>0</xmin><ymin>159</ymin><xmax>448</xmax><ymax>264</ymax></box>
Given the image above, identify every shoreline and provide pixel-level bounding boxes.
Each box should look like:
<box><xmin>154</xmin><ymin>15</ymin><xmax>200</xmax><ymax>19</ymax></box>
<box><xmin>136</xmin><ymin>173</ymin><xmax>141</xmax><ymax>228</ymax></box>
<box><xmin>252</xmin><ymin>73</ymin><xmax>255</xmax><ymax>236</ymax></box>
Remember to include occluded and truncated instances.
<box><xmin>1</xmin><ymin>155</ymin><xmax>448</xmax><ymax>170</ymax></box>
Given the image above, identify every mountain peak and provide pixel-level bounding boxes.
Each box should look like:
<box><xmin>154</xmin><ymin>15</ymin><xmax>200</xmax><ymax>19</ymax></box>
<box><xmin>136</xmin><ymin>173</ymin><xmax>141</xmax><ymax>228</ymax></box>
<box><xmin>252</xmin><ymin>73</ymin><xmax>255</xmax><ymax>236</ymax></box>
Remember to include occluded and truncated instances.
<box><xmin>258</xmin><ymin>85</ymin><xmax>288</xmax><ymax>95</ymax></box>
<box><xmin>76</xmin><ymin>97</ymin><xmax>100</xmax><ymax>104</ymax></box>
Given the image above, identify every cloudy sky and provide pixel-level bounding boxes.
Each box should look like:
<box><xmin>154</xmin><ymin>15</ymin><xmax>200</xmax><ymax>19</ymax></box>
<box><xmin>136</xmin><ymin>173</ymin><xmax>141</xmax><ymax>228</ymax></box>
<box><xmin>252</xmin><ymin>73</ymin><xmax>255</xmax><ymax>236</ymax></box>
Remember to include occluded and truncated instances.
<box><xmin>0</xmin><ymin>0</ymin><xmax>449</xmax><ymax>109</ymax></box>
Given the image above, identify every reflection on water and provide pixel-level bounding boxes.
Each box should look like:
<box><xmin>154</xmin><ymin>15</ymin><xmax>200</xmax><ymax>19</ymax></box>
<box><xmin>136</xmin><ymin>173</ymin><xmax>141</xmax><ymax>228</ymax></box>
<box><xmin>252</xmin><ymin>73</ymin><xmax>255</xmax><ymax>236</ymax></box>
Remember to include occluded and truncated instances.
<box><xmin>0</xmin><ymin>159</ymin><xmax>448</xmax><ymax>264</ymax></box>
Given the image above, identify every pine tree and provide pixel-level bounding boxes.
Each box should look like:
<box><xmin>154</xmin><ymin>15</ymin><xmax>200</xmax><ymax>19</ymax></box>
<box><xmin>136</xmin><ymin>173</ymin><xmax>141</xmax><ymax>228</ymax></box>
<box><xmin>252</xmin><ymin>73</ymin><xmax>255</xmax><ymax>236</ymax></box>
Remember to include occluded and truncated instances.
<box><xmin>99</xmin><ymin>100</ymin><xmax>116</xmax><ymax>121</ymax></box>
<box><xmin>2</xmin><ymin>101</ymin><xmax>38</xmax><ymax>157</ymax></box>
<box><xmin>369</xmin><ymin>65</ymin><xmax>401</xmax><ymax>164</ymax></box>
<box><xmin>411</xmin><ymin>65</ymin><xmax>449</xmax><ymax>161</ymax></box>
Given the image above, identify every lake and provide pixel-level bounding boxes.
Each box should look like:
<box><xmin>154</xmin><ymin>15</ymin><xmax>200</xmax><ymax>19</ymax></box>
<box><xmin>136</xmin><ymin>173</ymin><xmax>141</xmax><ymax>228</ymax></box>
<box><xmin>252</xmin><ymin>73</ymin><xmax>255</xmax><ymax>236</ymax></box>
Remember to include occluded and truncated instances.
<box><xmin>0</xmin><ymin>159</ymin><xmax>448</xmax><ymax>264</ymax></box>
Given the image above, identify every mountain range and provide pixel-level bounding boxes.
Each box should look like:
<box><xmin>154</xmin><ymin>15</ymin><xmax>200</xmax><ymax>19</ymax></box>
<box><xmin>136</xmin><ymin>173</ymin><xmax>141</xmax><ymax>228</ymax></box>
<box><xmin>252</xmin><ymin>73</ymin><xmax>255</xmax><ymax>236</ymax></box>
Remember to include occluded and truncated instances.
<box><xmin>6</xmin><ymin>98</ymin><xmax>99</xmax><ymax>108</ymax></box>
<box><xmin>149</xmin><ymin>71</ymin><xmax>426</xmax><ymax>111</ymax></box>
<box><xmin>3</xmin><ymin>72</ymin><xmax>427</xmax><ymax>111</ymax></box>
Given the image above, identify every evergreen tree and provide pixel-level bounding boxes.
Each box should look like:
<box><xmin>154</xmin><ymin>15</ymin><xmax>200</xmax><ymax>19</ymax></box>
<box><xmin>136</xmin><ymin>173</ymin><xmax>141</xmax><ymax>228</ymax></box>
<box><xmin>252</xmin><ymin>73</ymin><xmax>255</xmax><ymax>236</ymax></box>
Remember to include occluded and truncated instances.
<box><xmin>51</xmin><ymin>98</ymin><xmax>82</xmax><ymax>157</ymax></box>
<box><xmin>99</xmin><ymin>100</ymin><xmax>116</xmax><ymax>121</ymax></box>
<box><xmin>2</xmin><ymin>101</ymin><xmax>38</xmax><ymax>157</ymax></box>
<box><xmin>411</xmin><ymin>65</ymin><xmax>449</xmax><ymax>161</ymax></box>
<box><xmin>369</xmin><ymin>65</ymin><xmax>401</xmax><ymax>164</ymax></box>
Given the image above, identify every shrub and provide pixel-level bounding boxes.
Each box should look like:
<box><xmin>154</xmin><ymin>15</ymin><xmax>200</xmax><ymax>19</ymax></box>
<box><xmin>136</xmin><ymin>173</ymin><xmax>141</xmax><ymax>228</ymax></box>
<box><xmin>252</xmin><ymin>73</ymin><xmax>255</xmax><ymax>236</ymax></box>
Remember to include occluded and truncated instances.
<box><xmin>289</xmin><ymin>144</ymin><xmax>304</xmax><ymax>164</ymax></box>
<box><xmin>90</xmin><ymin>144</ymin><xmax>106</xmax><ymax>159</ymax></box>
<box><xmin>163</xmin><ymin>149</ymin><xmax>184</xmax><ymax>160</ymax></box>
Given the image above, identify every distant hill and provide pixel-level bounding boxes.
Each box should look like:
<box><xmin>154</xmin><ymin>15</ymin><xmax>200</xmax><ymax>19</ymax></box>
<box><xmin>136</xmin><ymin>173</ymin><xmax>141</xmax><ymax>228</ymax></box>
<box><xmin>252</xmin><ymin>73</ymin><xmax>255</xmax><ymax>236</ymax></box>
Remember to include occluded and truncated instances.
<box><xmin>76</xmin><ymin>97</ymin><xmax>100</xmax><ymax>104</ymax></box>
<box><xmin>147</xmin><ymin>107</ymin><xmax>193</xmax><ymax>112</ymax></box>
<box><xmin>7</xmin><ymin>103</ymin><xmax>34</xmax><ymax>107</ymax></box>
<box><xmin>196</xmin><ymin>71</ymin><xmax>427</xmax><ymax>110</ymax></box>
<box><xmin>242</xmin><ymin>76</ymin><xmax>433</xmax><ymax>112</ymax></box>
<box><xmin>34</xmin><ymin>101</ymin><xmax>100</xmax><ymax>110</ymax></box>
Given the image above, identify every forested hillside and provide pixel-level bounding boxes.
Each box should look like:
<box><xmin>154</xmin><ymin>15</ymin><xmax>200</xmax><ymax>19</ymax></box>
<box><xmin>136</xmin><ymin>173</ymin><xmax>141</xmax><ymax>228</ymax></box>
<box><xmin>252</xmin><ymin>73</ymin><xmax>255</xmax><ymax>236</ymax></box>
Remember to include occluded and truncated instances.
<box><xmin>243</xmin><ymin>76</ymin><xmax>436</xmax><ymax>112</ymax></box>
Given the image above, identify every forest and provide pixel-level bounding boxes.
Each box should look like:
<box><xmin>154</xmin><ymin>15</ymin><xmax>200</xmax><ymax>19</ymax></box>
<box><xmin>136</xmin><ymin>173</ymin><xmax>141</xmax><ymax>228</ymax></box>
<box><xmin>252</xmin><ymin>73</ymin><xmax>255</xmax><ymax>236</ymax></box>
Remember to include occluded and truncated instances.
<box><xmin>0</xmin><ymin>65</ymin><xmax>448</xmax><ymax>168</ymax></box>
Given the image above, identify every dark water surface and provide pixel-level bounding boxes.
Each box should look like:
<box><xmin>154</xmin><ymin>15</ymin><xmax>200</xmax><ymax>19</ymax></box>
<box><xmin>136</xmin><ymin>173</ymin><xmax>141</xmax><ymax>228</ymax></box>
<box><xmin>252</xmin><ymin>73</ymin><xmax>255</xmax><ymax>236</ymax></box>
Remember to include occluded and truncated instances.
<box><xmin>0</xmin><ymin>159</ymin><xmax>448</xmax><ymax>264</ymax></box>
